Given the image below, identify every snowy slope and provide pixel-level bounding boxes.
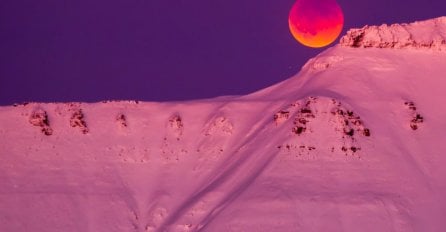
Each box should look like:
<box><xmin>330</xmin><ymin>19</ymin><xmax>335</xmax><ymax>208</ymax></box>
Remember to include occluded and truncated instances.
<box><xmin>1</xmin><ymin>17</ymin><xmax>446</xmax><ymax>232</ymax></box>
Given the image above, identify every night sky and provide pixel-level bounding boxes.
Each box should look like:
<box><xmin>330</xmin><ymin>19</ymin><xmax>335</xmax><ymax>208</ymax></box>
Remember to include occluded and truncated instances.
<box><xmin>1</xmin><ymin>0</ymin><xmax>445</xmax><ymax>105</ymax></box>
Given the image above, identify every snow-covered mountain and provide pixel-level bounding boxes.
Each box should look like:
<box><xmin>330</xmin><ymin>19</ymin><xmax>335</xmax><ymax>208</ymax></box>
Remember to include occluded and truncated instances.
<box><xmin>1</xmin><ymin>17</ymin><xmax>446</xmax><ymax>232</ymax></box>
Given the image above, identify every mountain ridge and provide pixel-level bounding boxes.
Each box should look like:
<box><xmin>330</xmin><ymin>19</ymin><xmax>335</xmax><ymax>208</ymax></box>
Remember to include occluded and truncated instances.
<box><xmin>1</xmin><ymin>17</ymin><xmax>446</xmax><ymax>232</ymax></box>
<box><xmin>340</xmin><ymin>16</ymin><xmax>446</xmax><ymax>50</ymax></box>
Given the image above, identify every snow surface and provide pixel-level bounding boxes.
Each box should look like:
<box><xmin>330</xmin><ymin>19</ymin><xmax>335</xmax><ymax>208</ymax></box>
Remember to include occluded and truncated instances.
<box><xmin>1</xmin><ymin>17</ymin><xmax>446</xmax><ymax>232</ymax></box>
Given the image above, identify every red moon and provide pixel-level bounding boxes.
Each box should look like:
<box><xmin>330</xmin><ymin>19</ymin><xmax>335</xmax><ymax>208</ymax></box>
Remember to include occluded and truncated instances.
<box><xmin>289</xmin><ymin>0</ymin><xmax>344</xmax><ymax>48</ymax></box>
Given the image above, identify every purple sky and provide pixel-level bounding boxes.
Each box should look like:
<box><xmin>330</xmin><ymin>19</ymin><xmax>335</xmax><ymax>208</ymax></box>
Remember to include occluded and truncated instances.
<box><xmin>1</xmin><ymin>0</ymin><xmax>444</xmax><ymax>105</ymax></box>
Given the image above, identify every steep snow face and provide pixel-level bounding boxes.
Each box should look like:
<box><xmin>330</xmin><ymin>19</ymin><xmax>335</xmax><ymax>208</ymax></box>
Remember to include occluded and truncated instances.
<box><xmin>1</xmin><ymin>18</ymin><xmax>446</xmax><ymax>232</ymax></box>
<box><xmin>340</xmin><ymin>17</ymin><xmax>446</xmax><ymax>50</ymax></box>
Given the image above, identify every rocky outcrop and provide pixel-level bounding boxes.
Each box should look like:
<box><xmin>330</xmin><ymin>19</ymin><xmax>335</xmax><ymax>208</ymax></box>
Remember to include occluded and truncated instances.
<box><xmin>404</xmin><ymin>101</ymin><xmax>424</xmax><ymax>130</ymax></box>
<box><xmin>116</xmin><ymin>113</ymin><xmax>128</xmax><ymax>128</ymax></box>
<box><xmin>275</xmin><ymin>97</ymin><xmax>372</xmax><ymax>158</ymax></box>
<box><xmin>340</xmin><ymin>17</ymin><xmax>446</xmax><ymax>50</ymax></box>
<box><xmin>168</xmin><ymin>115</ymin><xmax>184</xmax><ymax>139</ymax></box>
<box><xmin>70</xmin><ymin>108</ymin><xmax>89</xmax><ymax>134</ymax></box>
<box><xmin>29</xmin><ymin>109</ymin><xmax>53</xmax><ymax>135</ymax></box>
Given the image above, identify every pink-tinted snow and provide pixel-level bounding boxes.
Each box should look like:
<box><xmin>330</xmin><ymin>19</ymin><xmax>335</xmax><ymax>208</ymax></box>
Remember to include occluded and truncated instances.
<box><xmin>1</xmin><ymin>17</ymin><xmax>446</xmax><ymax>232</ymax></box>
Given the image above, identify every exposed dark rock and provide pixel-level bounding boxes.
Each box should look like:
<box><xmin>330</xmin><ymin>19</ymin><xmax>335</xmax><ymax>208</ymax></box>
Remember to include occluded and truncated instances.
<box><xmin>293</xmin><ymin>126</ymin><xmax>305</xmax><ymax>135</ymax></box>
<box><xmin>344</xmin><ymin>128</ymin><xmax>354</xmax><ymax>137</ymax></box>
<box><xmin>70</xmin><ymin>109</ymin><xmax>89</xmax><ymax>134</ymax></box>
<box><xmin>291</xmin><ymin>98</ymin><xmax>317</xmax><ymax>135</ymax></box>
<box><xmin>405</xmin><ymin>101</ymin><xmax>424</xmax><ymax>131</ymax></box>
<box><xmin>168</xmin><ymin>114</ymin><xmax>184</xmax><ymax>139</ymax></box>
<box><xmin>363</xmin><ymin>129</ymin><xmax>371</xmax><ymax>137</ymax></box>
<box><xmin>116</xmin><ymin>113</ymin><xmax>127</xmax><ymax>127</ymax></box>
<box><xmin>29</xmin><ymin>109</ymin><xmax>53</xmax><ymax>136</ymax></box>
<box><xmin>351</xmin><ymin>31</ymin><xmax>365</xmax><ymax>48</ymax></box>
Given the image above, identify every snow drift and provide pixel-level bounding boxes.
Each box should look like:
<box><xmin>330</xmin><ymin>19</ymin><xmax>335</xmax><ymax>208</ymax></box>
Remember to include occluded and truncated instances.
<box><xmin>1</xmin><ymin>17</ymin><xmax>446</xmax><ymax>232</ymax></box>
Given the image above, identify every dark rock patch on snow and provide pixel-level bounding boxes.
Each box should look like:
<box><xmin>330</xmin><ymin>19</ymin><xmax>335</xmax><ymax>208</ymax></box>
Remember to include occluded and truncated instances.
<box><xmin>276</xmin><ymin>97</ymin><xmax>371</xmax><ymax>158</ymax></box>
<box><xmin>70</xmin><ymin>108</ymin><xmax>89</xmax><ymax>134</ymax></box>
<box><xmin>29</xmin><ymin>108</ymin><xmax>53</xmax><ymax>136</ymax></box>
<box><xmin>116</xmin><ymin>113</ymin><xmax>128</xmax><ymax>128</ymax></box>
<box><xmin>405</xmin><ymin>101</ymin><xmax>424</xmax><ymax>130</ymax></box>
<box><xmin>168</xmin><ymin>114</ymin><xmax>184</xmax><ymax>139</ymax></box>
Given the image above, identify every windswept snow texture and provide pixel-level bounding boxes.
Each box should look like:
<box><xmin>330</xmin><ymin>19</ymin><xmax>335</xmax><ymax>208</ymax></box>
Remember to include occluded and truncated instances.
<box><xmin>1</xmin><ymin>17</ymin><xmax>446</xmax><ymax>232</ymax></box>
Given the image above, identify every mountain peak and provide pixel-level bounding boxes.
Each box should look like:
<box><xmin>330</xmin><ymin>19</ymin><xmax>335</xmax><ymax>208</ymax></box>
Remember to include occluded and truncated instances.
<box><xmin>340</xmin><ymin>16</ymin><xmax>446</xmax><ymax>50</ymax></box>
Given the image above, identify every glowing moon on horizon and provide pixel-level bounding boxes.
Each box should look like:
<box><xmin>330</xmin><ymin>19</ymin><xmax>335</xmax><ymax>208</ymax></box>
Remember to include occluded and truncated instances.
<box><xmin>289</xmin><ymin>0</ymin><xmax>344</xmax><ymax>48</ymax></box>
